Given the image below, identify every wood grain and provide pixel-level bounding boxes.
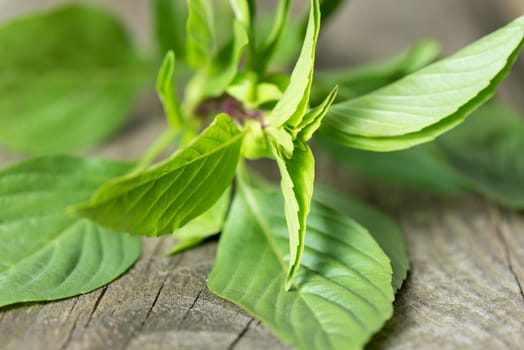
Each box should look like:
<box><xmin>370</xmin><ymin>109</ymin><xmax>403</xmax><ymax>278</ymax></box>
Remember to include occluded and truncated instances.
<box><xmin>1</xmin><ymin>0</ymin><xmax>524</xmax><ymax>349</ymax></box>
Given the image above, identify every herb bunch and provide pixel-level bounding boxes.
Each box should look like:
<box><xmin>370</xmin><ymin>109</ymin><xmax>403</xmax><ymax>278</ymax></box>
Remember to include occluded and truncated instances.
<box><xmin>0</xmin><ymin>1</ymin><xmax>523</xmax><ymax>349</ymax></box>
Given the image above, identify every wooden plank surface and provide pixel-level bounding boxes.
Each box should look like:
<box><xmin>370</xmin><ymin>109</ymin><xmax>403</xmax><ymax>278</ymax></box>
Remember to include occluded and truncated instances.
<box><xmin>1</xmin><ymin>0</ymin><xmax>524</xmax><ymax>349</ymax></box>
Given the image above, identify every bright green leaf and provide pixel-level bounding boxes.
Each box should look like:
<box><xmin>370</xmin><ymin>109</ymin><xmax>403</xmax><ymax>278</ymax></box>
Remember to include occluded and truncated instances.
<box><xmin>438</xmin><ymin>101</ymin><xmax>524</xmax><ymax>209</ymax></box>
<box><xmin>272</xmin><ymin>142</ymin><xmax>315</xmax><ymax>290</ymax></box>
<box><xmin>270</xmin><ymin>0</ymin><xmax>320</xmax><ymax>128</ymax></box>
<box><xmin>314</xmin><ymin>187</ymin><xmax>409</xmax><ymax>291</ymax></box>
<box><xmin>0</xmin><ymin>6</ymin><xmax>149</xmax><ymax>155</ymax></box>
<box><xmin>153</xmin><ymin>0</ymin><xmax>187</xmax><ymax>57</ymax></box>
<box><xmin>0</xmin><ymin>156</ymin><xmax>141</xmax><ymax>308</ymax></box>
<box><xmin>156</xmin><ymin>51</ymin><xmax>184</xmax><ymax>129</ymax></box>
<box><xmin>318</xmin><ymin>136</ymin><xmax>469</xmax><ymax>193</ymax></box>
<box><xmin>186</xmin><ymin>0</ymin><xmax>214</xmax><ymax>69</ymax></box>
<box><xmin>298</xmin><ymin>86</ymin><xmax>338</xmax><ymax>141</ymax></box>
<box><xmin>208</xmin><ymin>185</ymin><xmax>394</xmax><ymax>350</ymax></box>
<box><xmin>311</xmin><ymin>40</ymin><xmax>440</xmax><ymax>104</ymax></box>
<box><xmin>72</xmin><ymin>114</ymin><xmax>244</xmax><ymax>236</ymax></box>
<box><xmin>168</xmin><ymin>186</ymin><xmax>231</xmax><ymax>254</ymax></box>
<box><xmin>321</xmin><ymin>16</ymin><xmax>524</xmax><ymax>151</ymax></box>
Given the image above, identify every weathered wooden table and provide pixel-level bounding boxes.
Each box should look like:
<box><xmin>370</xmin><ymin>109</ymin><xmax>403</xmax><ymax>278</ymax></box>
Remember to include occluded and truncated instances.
<box><xmin>1</xmin><ymin>0</ymin><xmax>523</xmax><ymax>349</ymax></box>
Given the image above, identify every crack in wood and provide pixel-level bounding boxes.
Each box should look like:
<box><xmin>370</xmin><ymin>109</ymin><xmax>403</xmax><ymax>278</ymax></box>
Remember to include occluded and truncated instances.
<box><xmin>145</xmin><ymin>282</ymin><xmax>165</xmax><ymax>322</ymax></box>
<box><xmin>122</xmin><ymin>281</ymin><xmax>166</xmax><ymax>350</ymax></box>
<box><xmin>500</xmin><ymin>216</ymin><xmax>524</xmax><ymax>300</ymax></box>
<box><xmin>228</xmin><ymin>318</ymin><xmax>254</xmax><ymax>350</ymax></box>
<box><xmin>85</xmin><ymin>286</ymin><xmax>108</xmax><ymax>328</ymax></box>
<box><xmin>179</xmin><ymin>289</ymin><xmax>203</xmax><ymax>326</ymax></box>
<box><xmin>58</xmin><ymin>298</ymin><xmax>81</xmax><ymax>350</ymax></box>
<box><xmin>59</xmin><ymin>317</ymin><xmax>80</xmax><ymax>350</ymax></box>
<box><xmin>66</xmin><ymin>298</ymin><xmax>79</xmax><ymax>318</ymax></box>
<box><xmin>0</xmin><ymin>310</ymin><xmax>6</xmax><ymax>325</ymax></box>
<box><xmin>488</xmin><ymin>204</ymin><xmax>524</xmax><ymax>300</ymax></box>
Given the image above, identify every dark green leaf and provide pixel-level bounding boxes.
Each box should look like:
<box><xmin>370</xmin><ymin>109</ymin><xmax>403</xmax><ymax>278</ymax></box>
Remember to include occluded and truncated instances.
<box><xmin>208</xmin><ymin>184</ymin><xmax>394</xmax><ymax>350</ymax></box>
<box><xmin>72</xmin><ymin>114</ymin><xmax>244</xmax><ymax>236</ymax></box>
<box><xmin>0</xmin><ymin>6</ymin><xmax>150</xmax><ymax>154</ymax></box>
<box><xmin>153</xmin><ymin>0</ymin><xmax>187</xmax><ymax>57</ymax></box>
<box><xmin>0</xmin><ymin>156</ymin><xmax>141</xmax><ymax>308</ymax></box>
<box><xmin>318</xmin><ymin>136</ymin><xmax>469</xmax><ymax>193</ymax></box>
<box><xmin>318</xmin><ymin>0</ymin><xmax>347</xmax><ymax>24</ymax></box>
<box><xmin>184</xmin><ymin>21</ymin><xmax>248</xmax><ymax>111</ymax></box>
<box><xmin>311</xmin><ymin>40</ymin><xmax>440</xmax><ymax>104</ymax></box>
<box><xmin>254</xmin><ymin>0</ymin><xmax>292</xmax><ymax>72</ymax></box>
<box><xmin>314</xmin><ymin>187</ymin><xmax>409</xmax><ymax>291</ymax></box>
<box><xmin>438</xmin><ymin>101</ymin><xmax>524</xmax><ymax>209</ymax></box>
<box><xmin>300</xmin><ymin>0</ymin><xmax>347</xmax><ymax>36</ymax></box>
<box><xmin>321</xmin><ymin>16</ymin><xmax>524</xmax><ymax>151</ymax></box>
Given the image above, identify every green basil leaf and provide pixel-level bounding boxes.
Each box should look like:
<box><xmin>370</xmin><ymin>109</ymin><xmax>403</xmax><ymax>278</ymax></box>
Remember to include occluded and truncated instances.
<box><xmin>168</xmin><ymin>186</ymin><xmax>231</xmax><ymax>254</ymax></box>
<box><xmin>318</xmin><ymin>136</ymin><xmax>469</xmax><ymax>193</ymax></box>
<box><xmin>321</xmin><ymin>16</ymin><xmax>524</xmax><ymax>151</ymax></box>
<box><xmin>270</xmin><ymin>0</ymin><xmax>320</xmax><ymax>128</ymax></box>
<box><xmin>208</xmin><ymin>185</ymin><xmax>394</xmax><ymax>350</ymax></box>
<box><xmin>272</xmin><ymin>142</ymin><xmax>315</xmax><ymax>290</ymax></box>
<box><xmin>156</xmin><ymin>51</ymin><xmax>183</xmax><ymax>129</ymax></box>
<box><xmin>298</xmin><ymin>86</ymin><xmax>338</xmax><ymax>142</ymax></box>
<box><xmin>0</xmin><ymin>6</ymin><xmax>149</xmax><ymax>155</ymax></box>
<box><xmin>0</xmin><ymin>156</ymin><xmax>141</xmax><ymax>308</ymax></box>
<box><xmin>311</xmin><ymin>40</ymin><xmax>440</xmax><ymax>104</ymax></box>
<box><xmin>72</xmin><ymin>114</ymin><xmax>244</xmax><ymax>236</ymax></box>
<box><xmin>186</xmin><ymin>0</ymin><xmax>214</xmax><ymax>69</ymax></box>
<box><xmin>438</xmin><ymin>101</ymin><xmax>524</xmax><ymax>209</ymax></box>
<box><xmin>153</xmin><ymin>0</ymin><xmax>187</xmax><ymax>57</ymax></box>
<box><xmin>314</xmin><ymin>187</ymin><xmax>409</xmax><ymax>292</ymax></box>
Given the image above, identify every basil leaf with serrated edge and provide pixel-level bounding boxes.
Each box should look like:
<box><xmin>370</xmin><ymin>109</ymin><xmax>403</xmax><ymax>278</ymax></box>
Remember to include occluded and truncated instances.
<box><xmin>270</xmin><ymin>0</ymin><xmax>320</xmax><ymax>128</ymax></box>
<box><xmin>168</xmin><ymin>187</ymin><xmax>231</xmax><ymax>254</ymax></box>
<box><xmin>314</xmin><ymin>187</ymin><xmax>409</xmax><ymax>292</ymax></box>
<box><xmin>208</xmin><ymin>184</ymin><xmax>394</xmax><ymax>350</ymax></box>
<box><xmin>0</xmin><ymin>156</ymin><xmax>141</xmax><ymax>308</ymax></box>
<box><xmin>438</xmin><ymin>101</ymin><xmax>524</xmax><ymax>209</ymax></box>
<box><xmin>0</xmin><ymin>6</ymin><xmax>150</xmax><ymax>155</ymax></box>
<box><xmin>298</xmin><ymin>86</ymin><xmax>338</xmax><ymax>142</ymax></box>
<box><xmin>272</xmin><ymin>142</ymin><xmax>315</xmax><ymax>290</ymax></box>
<box><xmin>72</xmin><ymin>114</ymin><xmax>244</xmax><ymax>236</ymax></box>
<box><xmin>321</xmin><ymin>16</ymin><xmax>524</xmax><ymax>151</ymax></box>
